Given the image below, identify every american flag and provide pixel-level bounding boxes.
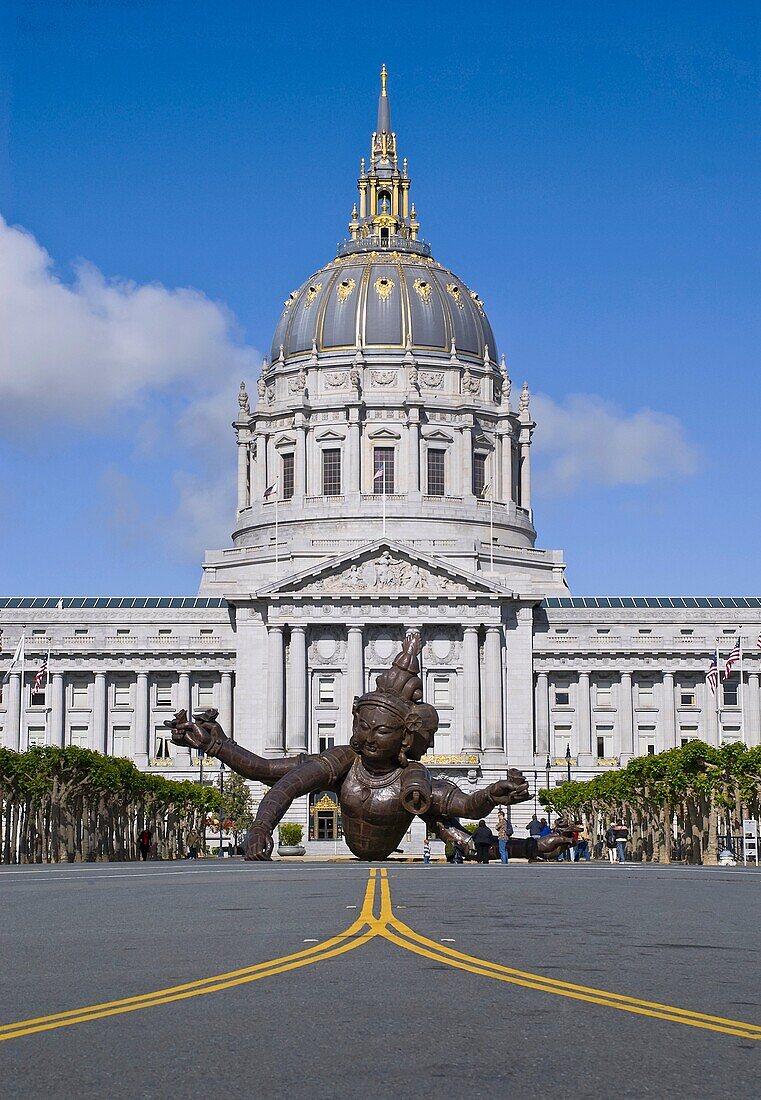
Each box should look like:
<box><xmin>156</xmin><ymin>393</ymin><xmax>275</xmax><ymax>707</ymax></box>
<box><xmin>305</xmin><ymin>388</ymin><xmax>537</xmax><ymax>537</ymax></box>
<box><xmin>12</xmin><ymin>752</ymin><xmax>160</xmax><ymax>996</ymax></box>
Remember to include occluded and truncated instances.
<box><xmin>724</xmin><ymin>637</ymin><xmax>741</xmax><ymax>680</ymax></box>
<box><xmin>706</xmin><ymin>655</ymin><xmax>719</xmax><ymax>695</ymax></box>
<box><xmin>263</xmin><ymin>482</ymin><xmax>277</xmax><ymax>499</ymax></box>
<box><xmin>756</xmin><ymin>630</ymin><xmax>761</xmax><ymax>651</ymax></box>
<box><xmin>33</xmin><ymin>650</ymin><xmax>50</xmax><ymax>692</ymax></box>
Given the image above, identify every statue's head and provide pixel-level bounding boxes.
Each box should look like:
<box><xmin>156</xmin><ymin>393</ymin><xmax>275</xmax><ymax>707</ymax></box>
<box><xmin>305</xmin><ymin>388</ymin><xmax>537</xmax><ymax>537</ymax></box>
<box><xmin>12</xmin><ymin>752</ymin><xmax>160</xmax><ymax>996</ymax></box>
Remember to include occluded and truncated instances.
<box><xmin>350</xmin><ymin>630</ymin><xmax>438</xmax><ymax>767</ymax></box>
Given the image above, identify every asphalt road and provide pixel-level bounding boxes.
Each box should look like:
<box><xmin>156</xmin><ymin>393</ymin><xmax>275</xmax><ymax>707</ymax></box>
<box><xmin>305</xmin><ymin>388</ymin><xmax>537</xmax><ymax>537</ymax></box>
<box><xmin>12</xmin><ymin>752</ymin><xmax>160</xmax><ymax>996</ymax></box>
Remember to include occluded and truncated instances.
<box><xmin>1</xmin><ymin>859</ymin><xmax>759</xmax><ymax>1099</ymax></box>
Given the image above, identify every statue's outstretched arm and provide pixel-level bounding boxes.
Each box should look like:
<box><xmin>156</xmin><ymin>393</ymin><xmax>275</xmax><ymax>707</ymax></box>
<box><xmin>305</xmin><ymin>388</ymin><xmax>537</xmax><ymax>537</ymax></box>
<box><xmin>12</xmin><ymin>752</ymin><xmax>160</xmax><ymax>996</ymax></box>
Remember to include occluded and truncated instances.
<box><xmin>247</xmin><ymin>746</ymin><xmax>356</xmax><ymax>861</ymax></box>
<box><xmin>431</xmin><ymin>768</ymin><xmax>530</xmax><ymax>820</ymax></box>
<box><xmin>166</xmin><ymin>709</ymin><xmax>304</xmax><ymax>784</ymax></box>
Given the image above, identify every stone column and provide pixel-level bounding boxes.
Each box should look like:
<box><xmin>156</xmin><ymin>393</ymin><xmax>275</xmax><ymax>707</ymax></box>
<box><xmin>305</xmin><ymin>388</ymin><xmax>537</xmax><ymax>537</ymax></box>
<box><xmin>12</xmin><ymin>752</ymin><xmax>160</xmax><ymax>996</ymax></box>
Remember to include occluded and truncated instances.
<box><xmin>577</xmin><ymin>671</ymin><xmax>592</xmax><ymax>764</ymax></box>
<box><xmin>134</xmin><ymin>671</ymin><xmax>149</xmax><ymax>766</ymax></box>
<box><xmin>702</xmin><ymin>677</ymin><xmax>719</xmax><ymax>746</ymax></box>
<box><xmin>520</xmin><ymin>436</ymin><xmax>531</xmax><ymax>512</ymax></box>
<box><xmin>93</xmin><ymin>672</ymin><xmax>107</xmax><ymax>754</ymax></box>
<box><xmin>5</xmin><ymin>672</ymin><xmax>21</xmax><ymax>751</ymax></box>
<box><xmin>174</xmin><ymin>671</ymin><xmax>192</xmax><ymax>766</ymax></box>
<box><xmin>747</xmin><ymin>672</ymin><xmax>761</xmax><ymax>748</ymax></box>
<box><xmin>51</xmin><ymin>671</ymin><xmax>65</xmax><ymax>748</ymax></box>
<box><xmin>534</xmin><ymin>671</ymin><xmax>550</xmax><ymax>756</ymax></box>
<box><xmin>347</xmin><ymin>626</ymin><xmax>364</xmax><ymax>703</ymax></box>
<box><xmin>406</xmin><ymin>409</ymin><xmax>421</xmax><ymax>498</ymax></box>
<box><xmin>266</xmin><ymin>626</ymin><xmax>285</xmax><ymax>750</ymax></box>
<box><xmin>483</xmin><ymin>626</ymin><xmax>503</xmax><ymax>751</ymax></box>
<box><xmin>661</xmin><ymin>671</ymin><xmax>676</xmax><ymax>751</ymax></box>
<box><xmin>500</xmin><ymin>430</ymin><xmax>514</xmax><ymax>504</ymax></box>
<box><xmin>618</xmin><ymin>671</ymin><xmax>634</xmax><ymax>761</ymax></box>
<box><xmin>236</xmin><ymin>433</ymin><xmax>250</xmax><ymax>512</ymax></box>
<box><xmin>253</xmin><ymin>431</ymin><xmax>267</xmax><ymax>499</ymax></box>
<box><xmin>461</xmin><ymin>626</ymin><xmax>480</xmax><ymax>750</ymax></box>
<box><xmin>295</xmin><ymin>421</ymin><xmax>307</xmax><ymax>498</ymax></box>
<box><xmin>220</xmin><ymin>671</ymin><xmax>233</xmax><ymax>739</ymax></box>
<box><xmin>505</xmin><ymin>604</ymin><xmax>535</xmax><ymax>763</ymax></box>
<box><xmin>287</xmin><ymin>626</ymin><xmax>308</xmax><ymax>753</ymax></box>
<box><xmin>460</xmin><ymin>422</ymin><xmax>474</xmax><ymax>499</ymax></box>
<box><xmin>347</xmin><ymin>410</ymin><xmax>361</xmax><ymax>496</ymax></box>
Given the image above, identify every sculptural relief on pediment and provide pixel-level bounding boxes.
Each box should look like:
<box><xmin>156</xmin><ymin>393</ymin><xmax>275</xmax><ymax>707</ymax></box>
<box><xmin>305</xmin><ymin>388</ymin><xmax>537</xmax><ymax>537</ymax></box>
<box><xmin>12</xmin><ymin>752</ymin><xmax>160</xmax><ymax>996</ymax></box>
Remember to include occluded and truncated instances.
<box><xmin>294</xmin><ymin>550</ymin><xmax>475</xmax><ymax>595</ymax></box>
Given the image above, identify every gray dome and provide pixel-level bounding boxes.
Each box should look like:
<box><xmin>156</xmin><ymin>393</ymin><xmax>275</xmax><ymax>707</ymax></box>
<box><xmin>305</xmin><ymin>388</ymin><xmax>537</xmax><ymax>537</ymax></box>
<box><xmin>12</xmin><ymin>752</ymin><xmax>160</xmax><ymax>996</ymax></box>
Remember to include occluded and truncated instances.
<box><xmin>270</xmin><ymin>253</ymin><xmax>498</xmax><ymax>364</ymax></box>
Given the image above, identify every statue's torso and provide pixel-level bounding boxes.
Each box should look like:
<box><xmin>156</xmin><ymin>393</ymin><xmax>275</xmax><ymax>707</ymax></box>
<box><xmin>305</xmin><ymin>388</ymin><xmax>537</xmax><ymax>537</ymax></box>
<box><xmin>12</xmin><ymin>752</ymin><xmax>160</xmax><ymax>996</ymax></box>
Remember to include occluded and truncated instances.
<box><xmin>338</xmin><ymin>759</ymin><xmax>413</xmax><ymax>860</ymax></box>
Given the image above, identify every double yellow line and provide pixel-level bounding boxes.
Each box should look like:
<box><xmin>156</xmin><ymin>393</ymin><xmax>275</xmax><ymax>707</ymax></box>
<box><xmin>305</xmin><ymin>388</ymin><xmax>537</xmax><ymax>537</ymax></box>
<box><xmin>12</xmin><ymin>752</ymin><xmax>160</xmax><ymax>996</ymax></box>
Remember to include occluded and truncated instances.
<box><xmin>2</xmin><ymin>868</ymin><xmax>760</xmax><ymax>1043</ymax></box>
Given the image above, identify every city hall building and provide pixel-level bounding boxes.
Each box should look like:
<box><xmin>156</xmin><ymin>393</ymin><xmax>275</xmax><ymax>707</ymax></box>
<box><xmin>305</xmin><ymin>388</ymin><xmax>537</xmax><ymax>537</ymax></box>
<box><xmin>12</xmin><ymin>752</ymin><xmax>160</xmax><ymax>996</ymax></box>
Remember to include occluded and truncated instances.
<box><xmin>2</xmin><ymin>72</ymin><xmax>759</xmax><ymax>849</ymax></box>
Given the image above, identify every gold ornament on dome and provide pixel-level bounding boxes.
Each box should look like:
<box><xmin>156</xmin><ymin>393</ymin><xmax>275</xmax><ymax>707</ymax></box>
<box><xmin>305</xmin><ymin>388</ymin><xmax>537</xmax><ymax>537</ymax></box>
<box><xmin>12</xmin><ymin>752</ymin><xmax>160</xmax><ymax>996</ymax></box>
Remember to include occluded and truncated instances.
<box><xmin>446</xmin><ymin>283</ymin><xmax>464</xmax><ymax>308</ymax></box>
<box><xmin>284</xmin><ymin>290</ymin><xmax>298</xmax><ymax>312</ymax></box>
<box><xmin>413</xmin><ymin>278</ymin><xmax>432</xmax><ymax>304</ymax></box>
<box><xmin>304</xmin><ymin>283</ymin><xmax>322</xmax><ymax>307</ymax></box>
<box><xmin>337</xmin><ymin>278</ymin><xmax>356</xmax><ymax>303</ymax></box>
<box><xmin>470</xmin><ymin>290</ymin><xmax>485</xmax><ymax>314</ymax></box>
<box><xmin>374</xmin><ymin>276</ymin><xmax>395</xmax><ymax>302</ymax></box>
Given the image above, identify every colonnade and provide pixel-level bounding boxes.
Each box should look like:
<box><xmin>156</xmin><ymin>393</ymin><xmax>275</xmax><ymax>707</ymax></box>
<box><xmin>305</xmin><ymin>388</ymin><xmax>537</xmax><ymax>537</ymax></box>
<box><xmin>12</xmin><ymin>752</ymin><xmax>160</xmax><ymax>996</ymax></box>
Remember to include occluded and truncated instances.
<box><xmin>264</xmin><ymin>621</ymin><xmax>506</xmax><ymax>754</ymax></box>
<box><xmin>533</xmin><ymin>668</ymin><xmax>761</xmax><ymax>760</ymax></box>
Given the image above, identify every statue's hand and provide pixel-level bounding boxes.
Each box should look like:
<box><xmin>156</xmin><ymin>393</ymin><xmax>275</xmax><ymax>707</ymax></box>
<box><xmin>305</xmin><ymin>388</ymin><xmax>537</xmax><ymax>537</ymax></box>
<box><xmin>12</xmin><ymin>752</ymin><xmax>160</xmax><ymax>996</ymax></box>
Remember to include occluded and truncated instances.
<box><xmin>245</xmin><ymin>824</ymin><xmax>274</xmax><ymax>861</ymax></box>
<box><xmin>165</xmin><ymin>710</ymin><xmax>211</xmax><ymax>751</ymax></box>
<box><xmin>488</xmin><ymin>768</ymin><xmax>531</xmax><ymax>806</ymax></box>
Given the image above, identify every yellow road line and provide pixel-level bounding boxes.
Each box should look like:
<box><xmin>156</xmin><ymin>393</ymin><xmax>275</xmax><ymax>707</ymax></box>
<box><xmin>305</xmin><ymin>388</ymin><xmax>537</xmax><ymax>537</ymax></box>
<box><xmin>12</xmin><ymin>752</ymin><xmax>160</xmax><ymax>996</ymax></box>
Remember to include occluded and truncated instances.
<box><xmin>376</xmin><ymin>876</ymin><xmax>761</xmax><ymax>1041</ymax></box>
<box><xmin>0</xmin><ymin>872</ymin><xmax>380</xmax><ymax>1042</ymax></box>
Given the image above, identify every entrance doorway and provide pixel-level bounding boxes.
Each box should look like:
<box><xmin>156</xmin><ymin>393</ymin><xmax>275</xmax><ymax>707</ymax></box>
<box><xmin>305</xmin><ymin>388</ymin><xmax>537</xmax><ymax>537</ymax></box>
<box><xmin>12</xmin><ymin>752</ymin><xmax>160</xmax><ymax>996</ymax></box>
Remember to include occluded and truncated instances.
<box><xmin>309</xmin><ymin>791</ymin><xmax>342</xmax><ymax>841</ymax></box>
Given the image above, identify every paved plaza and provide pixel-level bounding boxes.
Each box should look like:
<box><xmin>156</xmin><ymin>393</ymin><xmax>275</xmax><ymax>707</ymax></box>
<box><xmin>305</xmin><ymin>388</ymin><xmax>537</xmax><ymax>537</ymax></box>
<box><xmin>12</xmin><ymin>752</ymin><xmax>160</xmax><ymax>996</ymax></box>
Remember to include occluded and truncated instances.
<box><xmin>1</xmin><ymin>860</ymin><xmax>759</xmax><ymax>1098</ymax></box>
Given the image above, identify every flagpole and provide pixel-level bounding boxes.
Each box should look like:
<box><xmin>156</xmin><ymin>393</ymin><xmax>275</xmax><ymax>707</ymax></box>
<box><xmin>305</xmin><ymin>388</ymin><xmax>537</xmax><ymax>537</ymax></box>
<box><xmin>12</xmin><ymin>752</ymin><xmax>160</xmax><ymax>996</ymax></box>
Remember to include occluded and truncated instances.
<box><xmin>19</xmin><ymin>628</ymin><xmax>26</xmax><ymax>753</ymax></box>
<box><xmin>490</xmin><ymin>495</ymin><xmax>494</xmax><ymax>572</ymax></box>
<box><xmin>715</xmin><ymin>639</ymin><xmax>721</xmax><ymax>745</ymax></box>
<box><xmin>45</xmin><ymin>647</ymin><xmax>51</xmax><ymax>747</ymax></box>
<box><xmin>739</xmin><ymin>628</ymin><xmax>746</xmax><ymax>745</ymax></box>
<box><xmin>382</xmin><ymin>476</ymin><xmax>386</xmax><ymax>538</ymax></box>
<box><xmin>275</xmin><ymin>486</ymin><xmax>279</xmax><ymax>576</ymax></box>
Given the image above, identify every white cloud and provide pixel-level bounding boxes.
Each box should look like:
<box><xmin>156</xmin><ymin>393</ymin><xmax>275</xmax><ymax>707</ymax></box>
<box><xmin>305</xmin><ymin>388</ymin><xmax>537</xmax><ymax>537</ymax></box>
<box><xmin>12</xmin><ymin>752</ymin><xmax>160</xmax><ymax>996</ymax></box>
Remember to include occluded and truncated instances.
<box><xmin>0</xmin><ymin>214</ymin><xmax>257</xmax><ymax>420</ymax></box>
<box><xmin>531</xmin><ymin>393</ymin><xmax>700</xmax><ymax>494</ymax></box>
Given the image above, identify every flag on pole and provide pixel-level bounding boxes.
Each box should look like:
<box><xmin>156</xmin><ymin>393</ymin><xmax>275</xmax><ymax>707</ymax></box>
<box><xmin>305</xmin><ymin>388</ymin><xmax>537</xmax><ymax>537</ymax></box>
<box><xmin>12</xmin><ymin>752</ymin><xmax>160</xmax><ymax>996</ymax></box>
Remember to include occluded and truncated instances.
<box><xmin>724</xmin><ymin>637</ymin><xmax>741</xmax><ymax>680</ymax></box>
<box><xmin>756</xmin><ymin>630</ymin><xmax>761</xmax><ymax>651</ymax></box>
<box><xmin>481</xmin><ymin>482</ymin><xmax>491</xmax><ymax>498</ymax></box>
<box><xmin>2</xmin><ymin>634</ymin><xmax>25</xmax><ymax>686</ymax></box>
<box><xmin>706</xmin><ymin>655</ymin><xmax>718</xmax><ymax>695</ymax></box>
<box><xmin>263</xmin><ymin>482</ymin><xmax>277</xmax><ymax>499</ymax></box>
<box><xmin>34</xmin><ymin>650</ymin><xmax>50</xmax><ymax>692</ymax></box>
<box><xmin>374</xmin><ymin>466</ymin><xmax>385</xmax><ymax>489</ymax></box>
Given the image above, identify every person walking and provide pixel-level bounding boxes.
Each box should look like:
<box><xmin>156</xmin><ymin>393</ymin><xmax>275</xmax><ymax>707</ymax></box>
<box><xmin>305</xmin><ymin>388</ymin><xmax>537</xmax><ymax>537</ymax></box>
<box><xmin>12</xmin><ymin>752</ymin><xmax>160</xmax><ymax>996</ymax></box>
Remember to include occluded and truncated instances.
<box><xmin>496</xmin><ymin>809</ymin><xmax>513</xmax><ymax>864</ymax></box>
<box><xmin>527</xmin><ymin>814</ymin><xmax>543</xmax><ymax>839</ymax></box>
<box><xmin>604</xmin><ymin>823</ymin><xmax>618</xmax><ymax>863</ymax></box>
<box><xmin>472</xmin><ymin>820</ymin><xmax>495</xmax><ymax>864</ymax></box>
<box><xmin>187</xmin><ymin>828</ymin><xmax>200</xmax><ymax>860</ymax></box>
<box><xmin>613</xmin><ymin>821</ymin><xmax>629</xmax><ymax>863</ymax></box>
<box><xmin>137</xmin><ymin>828</ymin><xmax>152</xmax><ymax>862</ymax></box>
<box><xmin>539</xmin><ymin>818</ymin><xmax>552</xmax><ymax>838</ymax></box>
<box><xmin>575</xmin><ymin>826</ymin><xmax>590</xmax><ymax>861</ymax></box>
<box><xmin>423</xmin><ymin>836</ymin><xmax>431</xmax><ymax>865</ymax></box>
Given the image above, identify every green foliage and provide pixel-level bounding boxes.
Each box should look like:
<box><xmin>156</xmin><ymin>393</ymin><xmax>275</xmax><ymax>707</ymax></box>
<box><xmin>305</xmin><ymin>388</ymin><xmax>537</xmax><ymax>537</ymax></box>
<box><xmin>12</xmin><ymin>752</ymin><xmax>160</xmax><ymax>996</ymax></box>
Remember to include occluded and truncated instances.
<box><xmin>219</xmin><ymin>771</ymin><xmax>254</xmax><ymax>838</ymax></box>
<box><xmin>278</xmin><ymin>822</ymin><xmax>304</xmax><ymax>846</ymax></box>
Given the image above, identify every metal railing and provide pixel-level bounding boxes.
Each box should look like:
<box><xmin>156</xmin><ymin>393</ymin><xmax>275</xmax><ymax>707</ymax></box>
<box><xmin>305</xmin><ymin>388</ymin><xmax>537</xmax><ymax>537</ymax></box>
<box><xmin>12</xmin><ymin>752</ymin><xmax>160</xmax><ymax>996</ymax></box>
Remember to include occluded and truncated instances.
<box><xmin>337</xmin><ymin>234</ymin><xmax>432</xmax><ymax>258</ymax></box>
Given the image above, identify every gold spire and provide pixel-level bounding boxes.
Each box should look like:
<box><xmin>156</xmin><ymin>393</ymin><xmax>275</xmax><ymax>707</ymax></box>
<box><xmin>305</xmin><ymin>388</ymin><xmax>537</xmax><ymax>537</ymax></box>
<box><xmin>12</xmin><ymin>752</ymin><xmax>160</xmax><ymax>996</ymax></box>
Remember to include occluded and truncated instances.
<box><xmin>380</xmin><ymin>63</ymin><xmax>388</xmax><ymax>94</ymax></box>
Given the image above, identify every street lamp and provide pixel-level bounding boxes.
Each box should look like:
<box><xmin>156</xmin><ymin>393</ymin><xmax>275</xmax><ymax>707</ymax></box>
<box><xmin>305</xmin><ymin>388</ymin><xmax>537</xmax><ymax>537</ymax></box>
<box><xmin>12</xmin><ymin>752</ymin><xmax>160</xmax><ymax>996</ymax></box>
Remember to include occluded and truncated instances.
<box><xmin>565</xmin><ymin>744</ymin><xmax>572</xmax><ymax>784</ymax></box>
<box><xmin>218</xmin><ymin>760</ymin><xmax>225</xmax><ymax>858</ymax></box>
<box><xmin>533</xmin><ymin>770</ymin><xmax>538</xmax><ymax>815</ymax></box>
<box><xmin>197</xmin><ymin>749</ymin><xmax>206</xmax><ymax>854</ymax></box>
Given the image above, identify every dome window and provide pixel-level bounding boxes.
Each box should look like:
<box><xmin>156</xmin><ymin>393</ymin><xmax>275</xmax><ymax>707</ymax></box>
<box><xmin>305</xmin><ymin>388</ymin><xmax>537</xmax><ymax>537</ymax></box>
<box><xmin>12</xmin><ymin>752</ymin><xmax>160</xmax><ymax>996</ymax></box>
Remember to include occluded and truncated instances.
<box><xmin>337</xmin><ymin>278</ymin><xmax>356</xmax><ymax>303</ymax></box>
<box><xmin>284</xmin><ymin>290</ymin><xmax>298</xmax><ymax>311</ymax></box>
<box><xmin>374</xmin><ymin>276</ymin><xmax>395</xmax><ymax>302</ymax></box>
<box><xmin>446</xmin><ymin>283</ymin><xmax>464</xmax><ymax>309</ymax></box>
<box><xmin>304</xmin><ymin>282</ymin><xmax>322</xmax><ymax>307</ymax></box>
<box><xmin>413</xmin><ymin>278</ymin><xmax>432</xmax><ymax>304</ymax></box>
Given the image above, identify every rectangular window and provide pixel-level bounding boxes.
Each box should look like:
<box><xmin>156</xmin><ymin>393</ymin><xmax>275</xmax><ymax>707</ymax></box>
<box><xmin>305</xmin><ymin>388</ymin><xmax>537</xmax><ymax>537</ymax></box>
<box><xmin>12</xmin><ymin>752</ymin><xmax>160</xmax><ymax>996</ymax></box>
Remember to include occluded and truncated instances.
<box><xmin>282</xmin><ymin>452</ymin><xmax>295</xmax><ymax>500</ymax></box>
<box><xmin>432</xmin><ymin>677</ymin><xmax>450</xmax><ymax>707</ymax></box>
<box><xmin>112</xmin><ymin>726</ymin><xmax>131</xmax><ymax>757</ymax></box>
<box><xmin>318</xmin><ymin>724</ymin><xmax>335</xmax><ymax>753</ymax></box>
<box><xmin>637</xmin><ymin>682</ymin><xmax>654</xmax><ymax>706</ymax></box>
<box><xmin>553</xmin><ymin>726</ymin><xmax>572</xmax><ymax>758</ymax></box>
<box><xmin>723</xmin><ymin>681</ymin><xmax>739</xmax><ymax>707</ymax></box>
<box><xmin>27</xmin><ymin>726</ymin><xmax>46</xmax><ymax>747</ymax></box>
<box><xmin>638</xmin><ymin>726</ymin><xmax>656</xmax><ymax>756</ymax></box>
<box><xmin>638</xmin><ymin>628</ymin><xmax>652</xmax><ymax>635</ymax></box>
<box><xmin>595</xmin><ymin>683</ymin><xmax>612</xmax><ymax>707</ymax></box>
<box><xmin>71</xmin><ymin>681</ymin><xmax>89</xmax><ymax>708</ymax></box>
<box><xmin>74</xmin><ymin>628</ymin><xmax>88</xmax><ymax>637</ymax></box>
<box><xmin>680</xmin><ymin>629</ymin><xmax>694</xmax><ymax>636</ymax></box>
<box><xmin>554</xmin><ymin>689</ymin><xmax>570</xmax><ymax>706</ymax></box>
<box><xmin>158</xmin><ymin>628</ymin><xmax>172</xmax><ymax>636</ymax></box>
<box><xmin>318</xmin><ymin>677</ymin><xmax>335</xmax><ymax>705</ymax></box>
<box><xmin>597</xmin><ymin>628</ymin><xmax>610</xmax><ymax>635</ymax></box>
<box><xmin>114</xmin><ymin>681</ymin><xmax>131</xmax><ymax>708</ymax></box>
<box><xmin>596</xmin><ymin>725</ymin><xmax>614</xmax><ymax>760</ymax></box>
<box><xmin>200</xmin><ymin>627</ymin><xmax>214</xmax><ymax>636</ymax></box>
<box><xmin>155</xmin><ymin>680</ymin><xmax>173</xmax><ymax>707</ymax></box>
<box><xmin>32</xmin><ymin>629</ymin><xmax>46</xmax><ymax>637</ymax></box>
<box><xmin>197</xmin><ymin>680</ymin><xmax>215</xmax><ymax>708</ymax></box>
<box><xmin>30</xmin><ymin>688</ymin><xmax>46</xmax><ymax>707</ymax></box>
<box><xmin>722</xmin><ymin>727</ymin><xmax>741</xmax><ymax>744</ymax></box>
<box><xmin>472</xmin><ymin>453</ymin><xmax>486</xmax><ymax>498</ymax></box>
<box><xmin>117</xmin><ymin>628</ymin><xmax>130</xmax><ymax>636</ymax></box>
<box><xmin>322</xmin><ymin>449</ymin><xmax>341</xmax><ymax>496</ymax></box>
<box><xmin>69</xmin><ymin>726</ymin><xmax>88</xmax><ymax>748</ymax></box>
<box><xmin>427</xmin><ymin>449</ymin><xmax>445</xmax><ymax>496</ymax></box>
<box><xmin>154</xmin><ymin>732</ymin><xmax>172</xmax><ymax>761</ymax></box>
<box><xmin>680</xmin><ymin>689</ymin><xmax>696</xmax><ymax>707</ymax></box>
<box><xmin>680</xmin><ymin>725</ymin><xmax>698</xmax><ymax>747</ymax></box>
<box><xmin>596</xmin><ymin>735</ymin><xmax>605</xmax><ymax>759</ymax></box>
<box><xmin>373</xmin><ymin>447</ymin><xmax>395</xmax><ymax>494</ymax></box>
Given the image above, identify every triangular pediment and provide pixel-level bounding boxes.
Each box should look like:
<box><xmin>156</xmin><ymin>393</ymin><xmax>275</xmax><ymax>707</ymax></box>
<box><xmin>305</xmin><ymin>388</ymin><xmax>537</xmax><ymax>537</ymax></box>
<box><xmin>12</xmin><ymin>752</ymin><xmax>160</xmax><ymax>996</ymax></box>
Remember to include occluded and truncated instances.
<box><xmin>257</xmin><ymin>540</ymin><xmax>514</xmax><ymax>598</ymax></box>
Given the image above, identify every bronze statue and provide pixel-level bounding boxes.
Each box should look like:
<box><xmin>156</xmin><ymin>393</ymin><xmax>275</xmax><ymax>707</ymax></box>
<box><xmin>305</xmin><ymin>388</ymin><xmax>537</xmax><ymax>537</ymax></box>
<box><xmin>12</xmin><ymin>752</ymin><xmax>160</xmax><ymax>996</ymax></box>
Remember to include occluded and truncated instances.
<box><xmin>169</xmin><ymin>631</ymin><xmax>573</xmax><ymax>862</ymax></box>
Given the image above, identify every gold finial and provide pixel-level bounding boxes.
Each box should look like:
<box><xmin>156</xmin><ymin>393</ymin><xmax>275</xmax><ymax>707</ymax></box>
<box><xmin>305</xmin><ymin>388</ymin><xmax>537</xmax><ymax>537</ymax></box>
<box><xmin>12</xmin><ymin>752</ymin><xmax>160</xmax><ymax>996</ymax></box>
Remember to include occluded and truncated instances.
<box><xmin>380</xmin><ymin>63</ymin><xmax>388</xmax><ymax>93</ymax></box>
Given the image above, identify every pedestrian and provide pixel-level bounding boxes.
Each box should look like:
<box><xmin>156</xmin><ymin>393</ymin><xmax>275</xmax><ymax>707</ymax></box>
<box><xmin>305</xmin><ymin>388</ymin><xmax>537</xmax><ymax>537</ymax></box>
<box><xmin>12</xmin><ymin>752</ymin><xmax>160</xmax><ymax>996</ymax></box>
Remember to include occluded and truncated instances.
<box><xmin>567</xmin><ymin>826</ymin><xmax>581</xmax><ymax>862</ymax></box>
<box><xmin>187</xmin><ymin>828</ymin><xmax>200</xmax><ymax>860</ymax></box>
<box><xmin>604</xmin><ymin>823</ymin><xmax>618</xmax><ymax>864</ymax></box>
<box><xmin>539</xmin><ymin>818</ymin><xmax>552</xmax><ymax>838</ymax></box>
<box><xmin>137</xmin><ymin>828</ymin><xmax>152</xmax><ymax>862</ymax></box>
<box><xmin>613</xmin><ymin>821</ymin><xmax>629</xmax><ymax>863</ymax></box>
<box><xmin>423</xmin><ymin>836</ymin><xmax>431</xmax><ymax>865</ymax></box>
<box><xmin>527</xmin><ymin>814</ymin><xmax>543</xmax><ymax>839</ymax></box>
<box><xmin>575</xmin><ymin>826</ymin><xmax>591</xmax><ymax>861</ymax></box>
<box><xmin>496</xmin><ymin>809</ymin><xmax>513</xmax><ymax>864</ymax></box>
<box><xmin>472</xmin><ymin>820</ymin><xmax>495</xmax><ymax>864</ymax></box>
<box><xmin>452</xmin><ymin>840</ymin><xmax>465</xmax><ymax>864</ymax></box>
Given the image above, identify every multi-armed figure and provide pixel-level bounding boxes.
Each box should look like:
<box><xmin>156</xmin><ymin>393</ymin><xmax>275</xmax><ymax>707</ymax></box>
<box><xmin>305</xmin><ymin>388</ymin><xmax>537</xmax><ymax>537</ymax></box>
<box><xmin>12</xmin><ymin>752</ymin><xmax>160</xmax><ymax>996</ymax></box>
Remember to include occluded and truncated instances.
<box><xmin>169</xmin><ymin>631</ymin><xmax>572</xmax><ymax>861</ymax></box>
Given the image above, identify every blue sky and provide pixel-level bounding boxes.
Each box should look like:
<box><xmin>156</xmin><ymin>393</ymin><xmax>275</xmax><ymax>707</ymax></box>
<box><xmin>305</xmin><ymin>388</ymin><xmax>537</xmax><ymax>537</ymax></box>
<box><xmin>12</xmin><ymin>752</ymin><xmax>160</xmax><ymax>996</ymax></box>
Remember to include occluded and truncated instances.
<box><xmin>0</xmin><ymin>1</ymin><xmax>758</xmax><ymax>595</ymax></box>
